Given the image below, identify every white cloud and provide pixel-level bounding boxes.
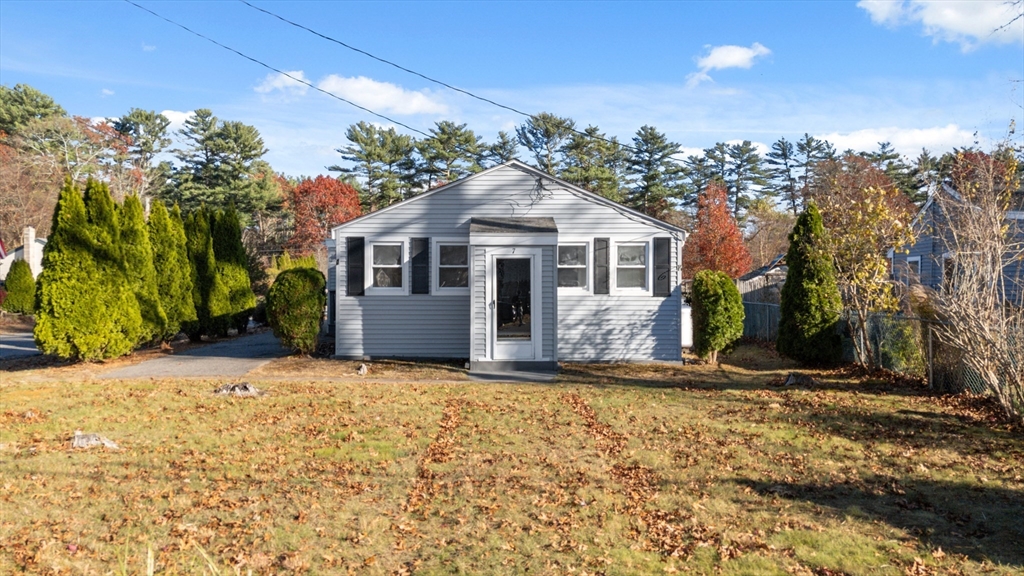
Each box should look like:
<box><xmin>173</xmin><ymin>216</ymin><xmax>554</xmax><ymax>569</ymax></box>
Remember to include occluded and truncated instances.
<box><xmin>100</xmin><ymin>88</ymin><xmax>114</xmax><ymax>97</ymax></box>
<box><xmin>686</xmin><ymin>42</ymin><xmax>771</xmax><ymax>87</ymax></box>
<box><xmin>254</xmin><ymin>70</ymin><xmax>310</xmax><ymax>96</ymax></box>
<box><xmin>316</xmin><ymin>75</ymin><xmax>448</xmax><ymax>115</ymax></box>
<box><xmin>161</xmin><ymin>109</ymin><xmax>194</xmax><ymax>133</ymax></box>
<box><xmin>141</xmin><ymin>42</ymin><xmax>156</xmax><ymax>52</ymax></box>
<box><xmin>816</xmin><ymin>124</ymin><xmax>979</xmax><ymax>156</ymax></box>
<box><xmin>858</xmin><ymin>0</ymin><xmax>1024</xmax><ymax>50</ymax></box>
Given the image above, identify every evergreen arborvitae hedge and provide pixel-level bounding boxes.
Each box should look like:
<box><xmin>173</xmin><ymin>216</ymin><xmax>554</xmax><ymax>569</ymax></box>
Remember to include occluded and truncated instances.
<box><xmin>210</xmin><ymin>205</ymin><xmax>256</xmax><ymax>332</ymax></box>
<box><xmin>121</xmin><ymin>195</ymin><xmax>167</xmax><ymax>342</ymax></box>
<box><xmin>266</xmin><ymin>267</ymin><xmax>325</xmax><ymax>355</ymax></box>
<box><xmin>777</xmin><ymin>203</ymin><xmax>843</xmax><ymax>364</ymax></box>
<box><xmin>34</xmin><ymin>179</ymin><xmax>143</xmax><ymax>360</ymax></box>
<box><xmin>184</xmin><ymin>208</ymin><xmax>231</xmax><ymax>340</ymax></box>
<box><xmin>2</xmin><ymin>259</ymin><xmax>35</xmax><ymax>314</ymax></box>
<box><xmin>148</xmin><ymin>202</ymin><xmax>197</xmax><ymax>340</ymax></box>
<box><xmin>691</xmin><ymin>269</ymin><xmax>744</xmax><ymax>364</ymax></box>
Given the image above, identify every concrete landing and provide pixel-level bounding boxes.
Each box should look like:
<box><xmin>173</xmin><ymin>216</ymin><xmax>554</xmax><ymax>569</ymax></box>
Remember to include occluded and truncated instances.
<box><xmin>467</xmin><ymin>370</ymin><xmax>558</xmax><ymax>383</ymax></box>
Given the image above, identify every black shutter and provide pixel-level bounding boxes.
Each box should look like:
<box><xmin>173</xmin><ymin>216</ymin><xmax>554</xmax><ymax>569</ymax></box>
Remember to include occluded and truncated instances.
<box><xmin>594</xmin><ymin>238</ymin><xmax>610</xmax><ymax>295</ymax></box>
<box><xmin>346</xmin><ymin>237</ymin><xmax>364</xmax><ymax>296</ymax></box>
<box><xmin>411</xmin><ymin>237</ymin><xmax>430</xmax><ymax>294</ymax></box>
<box><xmin>653</xmin><ymin>237</ymin><xmax>671</xmax><ymax>297</ymax></box>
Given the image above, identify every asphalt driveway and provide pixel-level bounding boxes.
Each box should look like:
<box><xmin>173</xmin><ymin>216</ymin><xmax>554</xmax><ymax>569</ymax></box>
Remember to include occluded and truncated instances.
<box><xmin>0</xmin><ymin>332</ymin><xmax>41</xmax><ymax>360</ymax></box>
<box><xmin>100</xmin><ymin>331</ymin><xmax>289</xmax><ymax>379</ymax></box>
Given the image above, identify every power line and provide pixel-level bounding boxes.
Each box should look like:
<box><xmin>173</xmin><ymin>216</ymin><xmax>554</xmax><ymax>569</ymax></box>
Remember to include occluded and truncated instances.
<box><xmin>238</xmin><ymin>0</ymin><xmax>698</xmax><ymax>162</ymax></box>
<box><xmin>124</xmin><ymin>0</ymin><xmax>433</xmax><ymax>141</ymax></box>
<box><xmin>239</xmin><ymin>0</ymin><xmax>534</xmax><ymax>121</ymax></box>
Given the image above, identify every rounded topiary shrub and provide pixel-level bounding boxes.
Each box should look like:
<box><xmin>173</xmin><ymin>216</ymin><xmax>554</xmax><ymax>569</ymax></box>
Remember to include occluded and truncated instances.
<box><xmin>692</xmin><ymin>269</ymin><xmax>744</xmax><ymax>364</ymax></box>
<box><xmin>2</xmin><ymin>259</ymin><xmax>35</xmax><ymax>314</ymax></box>
<box><xmin>266</xmin><ymin>267</ymin><xmax>326</xmax><ymax>355</ymax></box>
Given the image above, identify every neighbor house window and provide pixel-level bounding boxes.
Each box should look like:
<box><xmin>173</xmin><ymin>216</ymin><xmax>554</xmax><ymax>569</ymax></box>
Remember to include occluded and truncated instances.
<box><xmin>906</xmin><ymin>256</ymin><xmax>920</xmax><ymax>282</ymax></box>
<box><xmin>437</xmin><ymin>244</ymin><xmax>469</xmax><ymax>288</ymax></box>
<box><xmin>372</xmin><ymin>243</ymin><xmax>403</xmax><ymax>288</ymax></box>
<box><xmin>558</xmin><ymin>244</ymin><xmax>588</xmax><ymax>288</ymax></box>
<box><xmin>616</xmin><ymin>243</ymin><xmax>647</xmax><ymax>289</ymax></box>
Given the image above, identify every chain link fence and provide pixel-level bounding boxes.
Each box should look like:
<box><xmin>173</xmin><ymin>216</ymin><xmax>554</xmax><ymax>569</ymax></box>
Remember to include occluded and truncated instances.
<box><xmin>741</xmin><ymin>301</ymin><xmax>986</xmax><ymax>394</ymax></box>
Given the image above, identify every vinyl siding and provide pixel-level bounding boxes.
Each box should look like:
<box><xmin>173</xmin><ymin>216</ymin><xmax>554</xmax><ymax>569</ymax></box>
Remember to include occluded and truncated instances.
<box><xmin>472</xmin><ymin>246</ymin><xmax>487</xmax><ymax>360</ymax></box>
<box><xmin>558</xmin><ymin>236</ymin><xmax>681</xmax><ymax>362</ymax></box>
<box><xmin>332</xmin><ymin>163</ymin><xmax>683</xmax><ymax>361</ymax></box>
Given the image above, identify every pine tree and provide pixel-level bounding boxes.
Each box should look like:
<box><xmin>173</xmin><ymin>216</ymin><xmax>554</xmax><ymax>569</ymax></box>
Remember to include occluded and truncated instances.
<box><xmin>777</xmin><ymin>203</ymin><xmax>843</xmax><ymax>364</ymax></box>
<box><xmin>681</xmin><ymin>181</ymin><xmax>752</xmax><ymax>279</ymax></box>
<box><xmin>725</xmin><ymin>140</ymin><xmax>769</xmax><ymax>222</ymax></box>
<box><xmin>121</xmin><ymin>195</ymin><xmax>167</xmax><ymax>342</ymax></box>
<box><xmin>516</xmin><ymin>112</ymin><xmax>576</xmax><ymax>174</ymax></box>
<box><xmin>559</xmin><ymin>125</ymin><xmax>626</xmax><ymax>202</ymax></box>
<box><xmin>210</xmin><ymin>205</ymin><xmax>256</xmax><ymax>333</ymax></box>
<box><xmin>691</xmin><ymin>269</ymin><xmax>744</xmax><ymax>364</ymax></box>
<box><xmin>330</xmin><ymin>121</ymin><xmax>416</xmax><ymax>209</ymax></box>
<box><xmin>766</xmin><ymin>137</ymin><xmax>801</xmax><ymax>215</ymax></box>
<box><xmin>624</xmin><ymin>125</ymin><xmax>683</xmax><ymax>218</ymax></box>
<box><xmin>479</xmin><ymin>131</ymin><xmax>519</xmax><ymax>167</ymax></box>
<box><xmin>148</xmin><ymin>201</ymin><xmax>196</xmax><ymax>340</ymax></box>
<box><xmin>416</xmin><ymin>121</ymin><xmax>481</xmax><ymax>185</ymax></box>
<box><xmin>34</xmin><ymin>179</ymin><xmax>143</xmax><ymax>360</ymax></box>
<box><xmin>1</xmin><ymin>259</ymin><xmax>35</xmax><ymax>314</ymax></box>
<box><xmin>184</xmin><ymin>207</ymin><xmax>231</xmax><ymax>339</ymax></box>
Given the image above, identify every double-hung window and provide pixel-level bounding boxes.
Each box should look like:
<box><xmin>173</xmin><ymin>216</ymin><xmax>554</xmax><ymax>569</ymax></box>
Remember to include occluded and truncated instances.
<box><xmin>557</xmin><ymin>244</ymin><xmax>588</xmax><ymax>288</ymax></box>
<box><xmin>437</xmin><ymin>244</ymin><xmax>469</xmax><ymax>289</ymax></box>
<box><xmin>906</xmin><ymin>256</ymin><xmax>921</xmax><ymax>282</ymax></box>
<box><xmin>371</xmin><ymin>243</ymin><xmax>403</xmax><ymax>288</ymax></box>
<box><xmin>616</xmin><ymin>243</ymin><xmax>647</xmax><ymax>290</ymax></box>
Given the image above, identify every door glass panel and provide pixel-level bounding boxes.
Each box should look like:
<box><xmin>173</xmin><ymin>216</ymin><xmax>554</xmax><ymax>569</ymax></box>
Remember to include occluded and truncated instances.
<box><xmin>496</xmin><ymin>258</ymin><xmax>531</xmax><ymax>341</ymax></box>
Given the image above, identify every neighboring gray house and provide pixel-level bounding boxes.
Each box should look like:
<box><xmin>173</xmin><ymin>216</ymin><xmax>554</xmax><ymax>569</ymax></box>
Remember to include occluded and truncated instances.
<box><xmin>891</xmin><ymin>183</ymin><xmax>1023</xmax><ymax>303</ymax></box>
<box><xmin>326</xmin><ymin>161</ymin><xmax>687</xmax><ymax>371</ymax></box>
<box><xmin>0</xmin><ymin>227</ymin><xmax>46</xmax><ymax>282</ymax></box>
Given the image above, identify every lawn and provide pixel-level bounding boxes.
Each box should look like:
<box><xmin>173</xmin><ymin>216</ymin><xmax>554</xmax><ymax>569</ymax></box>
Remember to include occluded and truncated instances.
<box><xmin>1</xmin><ymin>344</ymin><xmax>1022</xmax><ymax>575</ymax></box>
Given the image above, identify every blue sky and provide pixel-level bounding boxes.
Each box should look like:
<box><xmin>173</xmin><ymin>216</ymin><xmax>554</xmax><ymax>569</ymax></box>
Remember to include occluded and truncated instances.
<box><xmin>2</xmin><ymin>1</ymin><xmax>1022</xmax><ymax>177</ymax></box>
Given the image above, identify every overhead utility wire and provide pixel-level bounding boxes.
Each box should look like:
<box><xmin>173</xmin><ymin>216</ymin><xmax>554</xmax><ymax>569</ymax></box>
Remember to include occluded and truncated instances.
<box><xmin>124</xmin><ymin>0</ymin><xmax>433</xmax><ymax>140</ymax></box>
<box><xmin>239</xmin><ymin>0</ymin><xmax>532</xmax><ymax>120</ymax></box>
<box><xmin>238</xmin><ymin>0</ymin><xmax>695</xmax><ymax>162</ymax></box>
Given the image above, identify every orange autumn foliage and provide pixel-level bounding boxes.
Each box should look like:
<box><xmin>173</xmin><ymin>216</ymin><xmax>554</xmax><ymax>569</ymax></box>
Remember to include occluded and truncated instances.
<box><xmin>682</xmin><ymin>180</ymin><xmax>752</xmax><ymax>279</ymax></box>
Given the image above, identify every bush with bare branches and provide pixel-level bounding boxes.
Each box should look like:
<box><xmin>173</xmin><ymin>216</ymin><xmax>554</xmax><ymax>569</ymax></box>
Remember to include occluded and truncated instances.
<box><xmin>932</xmin><ymin>146</ymin><xmax>1023</xmax><ymax>424</ymax></box>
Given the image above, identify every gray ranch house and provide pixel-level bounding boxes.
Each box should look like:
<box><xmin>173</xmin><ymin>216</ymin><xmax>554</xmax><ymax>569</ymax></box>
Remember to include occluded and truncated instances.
<box><xmin>891</xmin><ymin>183</ymin><xmax>1023</xmax><ymax>304</ymax></box>
<box><xmin>326</xmin><ymin>160</ymin><xmax>687</xmax><ymax>371</ymax></box>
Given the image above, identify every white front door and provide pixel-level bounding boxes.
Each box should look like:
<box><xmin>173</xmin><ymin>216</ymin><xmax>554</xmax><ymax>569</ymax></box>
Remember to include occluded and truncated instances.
<box><xmin>489</xmin><ymin>249</ymin><xmax>541</xmax><ymax>361</ymax></box>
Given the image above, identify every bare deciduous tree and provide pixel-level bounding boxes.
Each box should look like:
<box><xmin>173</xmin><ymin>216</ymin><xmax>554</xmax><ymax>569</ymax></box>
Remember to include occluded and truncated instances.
<box><xmin>932</xmin><ymin>146</ymin><xmax>1024</xmax><ymax>424</ymax></box>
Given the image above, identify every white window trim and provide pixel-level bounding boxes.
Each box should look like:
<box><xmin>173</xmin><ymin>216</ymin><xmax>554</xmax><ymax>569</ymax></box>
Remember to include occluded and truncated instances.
<box><xmin>612</xmin><ymin>240</ymin><xmax>651</xmax><ymax>294</ymax></box>
<box><xmin>365</xmin><ymin>239</ymin><xmax>408</xmax><ymax>296</ymax></box>
<box><xmin>906</xmin><ymin>256</ymin><xmax>921</xmax><ymax>282</ymax></box>
<box><xmin>433</xmin><ymin>237</ymin><xmax>471</xmax><ymax>295</ymax></box>
<box><xmin>556</xmin><ymin>240</ymin><xmax>590</xmax><ymax>292</ymax></box>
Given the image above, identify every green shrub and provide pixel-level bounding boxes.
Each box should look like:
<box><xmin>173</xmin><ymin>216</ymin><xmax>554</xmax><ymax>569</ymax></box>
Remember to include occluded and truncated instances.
<box><xmin>266</xmin><ymin>267</ymin><xmax>325</xmax><ymax>355</ymax></box>
<box><xmin>2</xmin><ymin>259</ymin><xmax>35</xmax><ymax>314</ymax></box>
<box><xmin>34</xmin><ymin>179</ymin><xmax>143</xmax><ymax>360</ymax></box>
<box><xmin>121</xmin><ymin>195</ymin><xmax>167</xmax><ymax>342</ymax></box>
<box><xmin>184</xmin><ymin>208</ymin><xmax>231</xmax><ymax>340</ymax></box>
<box><xmin>211</xmin><ymin>206</ymin><xmax>256</xmax><ymax>332</ymax></box>
<box><xmin>692</xmin><ymin>269</ymin><xmax>744</xmax><ymax>363</ymax></box>
<box><xmin>777</xmin><ymin>203</ymin><xmax>843</xmax><ymax>364</ymax></box>
<box><xmin>149</xmin><ymin>202</ymin><xmax>197</xmax><ymax>340</ymax></box>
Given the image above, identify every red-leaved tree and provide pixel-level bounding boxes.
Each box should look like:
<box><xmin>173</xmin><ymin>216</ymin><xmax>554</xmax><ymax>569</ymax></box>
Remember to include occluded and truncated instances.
<box><xmin>288</xmin><ymin>176</ymin><xmax>361</xmax><ymax>255</ymax></box>
<box><xmin>682</xmin><ymin>180</ymin><xmax>752</xmax><ymax>279</ymax></box>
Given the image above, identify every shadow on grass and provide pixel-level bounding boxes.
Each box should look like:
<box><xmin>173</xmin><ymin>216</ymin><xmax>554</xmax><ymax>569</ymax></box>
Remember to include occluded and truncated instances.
<box><xmin>735</xmin><ymin>476</ymin><xmax>1024</xmax><ymax>568</ymax></box>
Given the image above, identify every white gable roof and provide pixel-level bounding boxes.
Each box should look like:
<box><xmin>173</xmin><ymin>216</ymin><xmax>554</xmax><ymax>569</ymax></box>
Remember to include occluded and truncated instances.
<box><xmin>330</xmin><ymin>160</ymin><xmax>687</xmax><ymax>236</ymax></box>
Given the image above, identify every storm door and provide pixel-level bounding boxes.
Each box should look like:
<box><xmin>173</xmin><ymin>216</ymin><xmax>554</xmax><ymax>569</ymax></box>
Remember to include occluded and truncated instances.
<box><xmin>491</xmin><ymin>255</ymin><xmax>535</xmax><ymax>360</ymax></box>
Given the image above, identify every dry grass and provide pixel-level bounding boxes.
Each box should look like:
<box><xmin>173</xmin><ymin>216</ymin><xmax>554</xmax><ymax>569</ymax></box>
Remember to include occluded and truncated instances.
<box><xmin>1</xmin><ymin>345</ymin><xmax>1022</xmax><ymax>575</ymax></box>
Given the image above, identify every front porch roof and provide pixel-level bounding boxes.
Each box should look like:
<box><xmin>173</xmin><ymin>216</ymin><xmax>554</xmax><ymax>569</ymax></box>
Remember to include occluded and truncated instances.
<box><xmin>469</xmin><ymin>217</ymin><xmax>558</xmax><ymax>235</ymax></box>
